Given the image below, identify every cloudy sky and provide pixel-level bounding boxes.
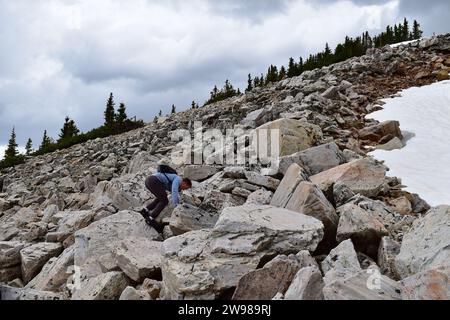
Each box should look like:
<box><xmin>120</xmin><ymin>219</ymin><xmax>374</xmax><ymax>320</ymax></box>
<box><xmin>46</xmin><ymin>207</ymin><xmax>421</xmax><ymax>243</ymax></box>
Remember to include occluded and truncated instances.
<box><xmin>0</xmin><ymin>0</ymin><xmax>449</xmax><ymax>157</ymax></box>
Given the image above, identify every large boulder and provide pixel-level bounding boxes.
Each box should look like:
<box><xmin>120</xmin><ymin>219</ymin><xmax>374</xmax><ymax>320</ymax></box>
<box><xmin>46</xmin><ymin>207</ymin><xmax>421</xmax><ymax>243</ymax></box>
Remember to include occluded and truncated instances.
<box><xmin>285</xmin><ymin>181</ymin><xmax>339</xmax><ymax>251</ymax></box>
<box><xmin>183</xmin><ymin>165</ymin><xmax>222</xmax><ymax>182</ymax></box>
<box><xmin>255</xmin><ymin>119</ymin><xmax>323</xmax><ymax>157</ymax></box>
<box><xmin>71</xmin><ymin>271</ymin><xmax>129</xmax><ymax>300</ymax></box>
<box><xmin>396</xmin><ymin>206</ymin><xmax>450</xmax><ymax>279</ymax></box>
<box><xmin>20</xmin><ymin>243</ymin><xmax>63</xmax><ymax>284</ymax></box>
<box><xmin>400</xmin><ymin>269</ymin><xmax>449</xmax><ymax>300</ymax></box>
<box><xmin>323</xmin><ymin>270</ymin><xmax>402</xmax><ymax>300</ymax></box>
<box><xmin>271</xmin><ymin>163</ymin><xmax>308</xmax><ymax>208</ymax></box>
<box><xmin>277</xmin><ymin>142</ymin><xmax>346</xmax><ymax>175</ymax></box>
<box><xmin>74</xmin><ymin>210</ymin><xmax>161</xmax><ymax>278</ymax></box>
<box><xmin>169</xmin><ymin>204</ymin><xmax>218</xmax><ymax>235</ymax></box>
<box><xmin>26</xmin><ymin>247</ymin><xmax>75</xmax><ymax>291</ymax></box>
<box><xmin>244</xmin><ymin>172</ymin><xmax>280</xmax><ymax>191</ymax></box>
<box><xmin>232</xmin><ymin>255</ymin><xmax>302</xmax><ymax>300</ymax></box>
<box><xmin>0</xmin><ymin>241</ymin><xmax>27</xmax><ymax>269</ymax></box>
<box><xmin>378</xmin><ymin>237</ymin><xmax>401</xmax><ymax>280</ymax></box>
<box><xmin>161</xmin><ymin>205</ymin><xmax>324</xmax><ymax>299</ymax></box>
<box><xmin>88</xmin><ymin>181</ymin><xmax>140</xmax><ymax>211</ymax></box>
<box><xmin>115</xmin><ymin>237</ymin><xmax>162</xmax><ymax>282</ymax></box>
<box><xmin>310</xmin><ymin>158</ymin><xmax>387</xmax><ymax>198</ymax></box>
<box><xmin>321</xmin><ymin>240</ymin><xmax>402</xmax><ymax>300</ymax></box>
<box><xmin>211</xmin><ymin>205</ymin><xmax>324</xmax><ymax>256</ymax></box>
<box><xmin>358</xmin><ymin>120</ymin><xmax>403</xmax><ymax>142</ymax></box>
<box><xmin>245</xmin><ymin>189</ymin><xmax>273</xmax><ymax>206</ymax></box>
<box><xmin>200</xmin><ymin>190</ymin><xmax>246</xmax><ymax>213</ymax></box>
<box><xmin>0</xmin><ymin>285</ymin><xmax>66</xmax><ymax>300</ymax></box>
<box><xmin>46</xmin><ymin>210</ymin><xmax>96</xmax><ymax>243</ymax></box>
<box><xmin>284</xmin><ymin>267</ymin><xmax>324</xmax><ymax>300</ymax></box>
<box><xmin>336</xmin><ymin>199</ymin><xmax>389</xmax><ymax>256</ymax></box>
<box><xmin>0</xmin><ymin>265</ymin><xmax>22</xmax><ymax>283</ymax></box>
<box><xmin>321</xmin><ymin>239</ymin><xmax>362</xmax><ymax>285</ymax></box>
<box><xmin>12</xmin><ymin>207</ymin><xmax>39</xmax><ymax>228</ymax></box>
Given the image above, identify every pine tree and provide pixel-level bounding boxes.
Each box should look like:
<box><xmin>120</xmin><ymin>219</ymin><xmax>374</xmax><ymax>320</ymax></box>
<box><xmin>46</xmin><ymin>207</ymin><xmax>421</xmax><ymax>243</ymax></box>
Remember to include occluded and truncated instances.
<box><xmin>191</xmin><ymin>101</ymin><xmax>196</xmax><ymax>109</ymax></box>
<box><xmin>59</xmin><ymin>116</ymin><xmax>80</xmax><ymax>141</ymax></box>
<box><xmin>25</xmin><ymin>138</ymin><xmax>33</xmax><ymax>155</ymax></box>
<box><xmin>279</xmin><ymin>66</ymin><xmax>287</xmax><ymax>80</ymax></box>
<box><xmin>116</xmin><ymin>103</ymin><xmax>128</xmax><ymax>125</ymax></box>
<box><xmin>402</xmin><ymin>18</ymin><xmax>410</xmax><ymax>41</ymax></box>
<box><xmin>246</xmin><ymin>74</ymin><xmax>253</xmax><ymax>92</ymax></box>
<box><xmin>4</xmin><ymin>127</ymin><xmax>19</xmax><ymax>160</ymax></box>
<box><xmin>104</xmin><ymin>93</ymin><xmax>116</xmax><ymax>127</ymax></box>
<box><xmin>171</xmin><ymin>104</ymin><xmax>176</xmax><ymax>114</ymax></box>
<box><xmin>287</xmin><ymin>57</ymin><xmax>296</xmax><ymax>77</ymax></box>
<box><xmin>412</xmin><ymin>20</ymin><xmax>423</xmax><ymax>39</ymax></box>
<box><xmin>39</xmin><ymin>130</ymin><xmax>52</xmax><ymax>151</ymax></box>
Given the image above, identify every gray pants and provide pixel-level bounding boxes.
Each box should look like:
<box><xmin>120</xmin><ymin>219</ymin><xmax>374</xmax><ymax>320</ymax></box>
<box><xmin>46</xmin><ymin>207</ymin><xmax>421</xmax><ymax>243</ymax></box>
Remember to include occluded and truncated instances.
<box><xmin>145</xmin><ymin>176</ymin><xmax>169</xmax><ymax>219</ymax></box>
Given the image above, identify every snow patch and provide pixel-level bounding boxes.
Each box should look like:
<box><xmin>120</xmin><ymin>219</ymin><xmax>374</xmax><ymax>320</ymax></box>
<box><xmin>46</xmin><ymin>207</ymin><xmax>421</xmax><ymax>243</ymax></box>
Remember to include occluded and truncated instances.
<box><xmin>368</xmin><ymin>80</ymin><xmax>450</xmax><ymax>207</ymax></box>
<box><xmin>390</xmin><ymin>39</ymin><xmax>421</xmax><ymax>48</ymax></box>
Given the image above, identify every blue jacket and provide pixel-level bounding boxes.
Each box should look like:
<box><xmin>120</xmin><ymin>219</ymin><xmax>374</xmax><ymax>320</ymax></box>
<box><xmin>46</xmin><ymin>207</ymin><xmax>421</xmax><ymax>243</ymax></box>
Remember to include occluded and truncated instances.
<box><xmin>153</xmin><ymin>172</ymin><xmax>182</xmax><ymax>205</ymax></box>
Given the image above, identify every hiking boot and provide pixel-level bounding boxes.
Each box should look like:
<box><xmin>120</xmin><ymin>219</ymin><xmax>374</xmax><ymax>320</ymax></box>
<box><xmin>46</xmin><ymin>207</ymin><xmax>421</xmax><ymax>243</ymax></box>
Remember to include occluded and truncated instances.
<box><xmin>145</xmin><ymin>217</ymin><xmax>165</xmax><ymax>234</ymax></box>
<box><xmin>140</xmin><ymin>208</ymin><xmax>150</xmax><ymax>219</ymax></box>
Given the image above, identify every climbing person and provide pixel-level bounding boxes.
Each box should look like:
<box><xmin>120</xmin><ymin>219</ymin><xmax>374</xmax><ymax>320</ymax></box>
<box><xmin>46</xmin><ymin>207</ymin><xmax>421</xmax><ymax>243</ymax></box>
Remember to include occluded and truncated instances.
<box><xmin>140</xmin><ymin>164</ymin><xmax>192</xmax><ymax>233</ymax></box>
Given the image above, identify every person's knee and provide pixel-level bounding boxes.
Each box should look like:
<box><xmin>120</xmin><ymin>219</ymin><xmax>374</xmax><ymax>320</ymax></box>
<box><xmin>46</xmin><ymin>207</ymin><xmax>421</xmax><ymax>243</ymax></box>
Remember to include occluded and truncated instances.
<box><xmin>161</xmin><ymin>197</ymin><xmax>169</xmax><ymax>206</ymax></box>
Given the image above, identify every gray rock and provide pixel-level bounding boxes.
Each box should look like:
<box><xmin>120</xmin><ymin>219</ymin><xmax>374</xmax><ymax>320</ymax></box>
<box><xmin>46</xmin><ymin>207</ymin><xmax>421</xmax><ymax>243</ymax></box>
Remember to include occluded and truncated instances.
<box><xmin>53</xmin><ymin>210</ymin><xmax>96</xmax><ymax>242</ymax></box>
<box><xmin>88</xmin><ymin>181</ymin><xmax>140</xmax><ymax>211</ymax></box>
<box><xmin>200</xmin><ymin>190</ymin><xmax>246</xmax><ymax>213</ymax></box>
<box><xmin>115</xmin><ymin>237</ymin><xmax>162</xmax><ymax>282</ymax></box>
<box><xmin>278</xmin><ymin>142</ymin><xmax>346</xmax><ymax>175</ymax></box>
<box><xmin>222</xmin><ymin>166</ymin><xmax>246</xmax><ymax>179</ymax></box>
<box><xmin>358</xmin><ymin>120</ymin><xmax>403</xmax><ymax>142</ymax></box>
<box><xmin>26</xmin><ymin>246</ymin><xmax>75</xmax><ymax>291</ymax></box>
<box><xmin>376</xmin><ymin>137</ymin><xmax>405</xmax><ymax>151</ymax></box>
<box><xmin>71</xmin><ymin>271</ymin><xmax>129</xmax><ymax>300</ymax></box>
<box><xmin>284</xmin><ymin>267</ymin><xmax>324</xmax><ymax>300</ymax></box>
<box><xmin>41</xmin><ymin>205</ymin><xmax>59</xmax><ymax>224</ymax></box>
<box><xmin>323</xmin><ymin>270</ymin><xmax>402</xmax><ymax>300</ymax></box>
<box><xmin>0</xmin><ymin>241</ymin><xmax>27</xmax><ymax>268</ymax></box>
<box><xmin>1</xmin><ymin>286</ymin><xmax>66</xmax><ymax>300</ymax></box>
<box><xmin>333</xmin><ymin>182</ymin><xmax>356</xmax><ymax>207</ymax></box>
<box><xmin>336</xmin><ymin>200</ymin><xmax>389</xmax><ymax>255</ymax></box>
<box><xmin>245</xmin><ymin>189</ymin><xmax>273</xmax><ymax>205</ymax></box>
<box><xmin>169</xmin><ymin>203</ymin><xmax>219</xmax><ymax>235</ymax></box>
<box><xmin>396</xmin><ymin>206</ymin><xmax>450</xmax><ymax>279</ymax></box>
<box><xmin>322</xmin><ymin>239</ymin><xmax>362</xmax><ymax>285</ymax></box>
<box><xmin>378</xmin><ymin>237</ymin><xmax>401</xmax><ymax>280</ymax></box>
<box><xmin>400</xmin><ymin>269</ymin><xmax>449</xmax><ymax>300</ymax></box>
<box><xmin>232</xmin><ymin>255</ymin><xmax>302</xmax><ymax>300</ymax></box>
<box><xmin>119</xmin><ymin>286</ymin><xmax>151</xmax><ymax>300</ymax></box>
<box><xmin>183</xmin><ymin>165</ymin><xmax>221</xmax><ymax>182</ymax></box>
<box><xmin>310</xmin><ymin>158</ymin><xmax>387</xmax><ymax>198</ymax></box>
<box><xmin>0</xmin><ymin>265</ymin><xmax>22</xmax><ymax>283</ymax></box>
<box><xmin>321</xmin><ymin>86</ymin><xmax>340</xmax><ymax>99</ymax></box>
<box><xmin>74</xmin><ymin>210</ymin><xmax>161</xmax><ymax>279</ymax></box>
<box><xmin>271</xmin><ymin>163</ymin><xmax>308</xmax><ymax>208</ymax></box>
<box><xmin>231</xmin><ymin>187</ymin><xmax>252</xmax><ymax>199</ymax></box>
<box><xmin>212</xmin><ymin>205</ymin><xmax>324</xmax><ymax>256</ymax></box>
<box><xmin>162</xmin><ymin>205</ymin><xmax>324</xmax><ymax>300</ymax></box>
<box><xmin>244</xmin><ymin>171</ymin><xmax>280</xmax><ymax>191</ymax></box>
<box><xmin>12</xmin><ymin>207</ymin><xmax>39</xmax><ymax>228</ymax></box>
<box><xmin>285</xmin><ymin>181</ymin><xmax>339</xmax><ymax>249</ymax></box>
<box><xmin>255</xmin><ymin>119</ymin><xmax>323</xmax><ymax>157</ymax></box>
<box><xmin>20</xmin><ymin>243</ymin><xmax>63</xmax><ymax>284</ymax></box>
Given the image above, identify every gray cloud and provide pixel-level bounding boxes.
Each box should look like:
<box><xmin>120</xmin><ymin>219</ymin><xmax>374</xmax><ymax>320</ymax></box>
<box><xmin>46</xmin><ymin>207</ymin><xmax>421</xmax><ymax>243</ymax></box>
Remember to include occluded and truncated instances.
<box><xmin>0</xmin><ymin>0</ymin><xmax>449</xmax><ymax>155</ymax></box>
